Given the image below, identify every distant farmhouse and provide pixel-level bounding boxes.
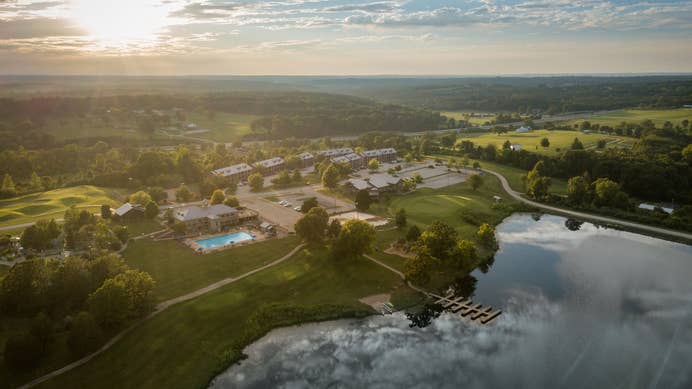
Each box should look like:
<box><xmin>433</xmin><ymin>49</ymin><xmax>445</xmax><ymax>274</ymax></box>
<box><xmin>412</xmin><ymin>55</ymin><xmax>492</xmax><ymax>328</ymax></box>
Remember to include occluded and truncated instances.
<box><xmin>515</xmin><ymin>126</ymin><xmax>531</xmax><ymax>133</ymax></box>
<box><xmin>510</xmin><ymin>144</ymin><xmax>522</xmax><ymax>151</ymax></box>
<box><xmin>211</xmin><ymin>163</ymin><xmax>254</xmax><ymax>182</ymax></box>
<box><xmin>174</xmin><ymin>204</ymin><xmax>239</xmax><ymax>233</ymax></box>
<box><xmin>255</xmin><ymin>157</ymin><xmax>286</xmax><ymax>176</ymax></box>
<box><xmin>113</xmin><ymin>203</ymin><xmax>145</xmax><ymax>220</ymax></box>
<box><xmin>296</xmin><ymin>152</ymin><xmax>314</xmax><ymax>168</ymax></box>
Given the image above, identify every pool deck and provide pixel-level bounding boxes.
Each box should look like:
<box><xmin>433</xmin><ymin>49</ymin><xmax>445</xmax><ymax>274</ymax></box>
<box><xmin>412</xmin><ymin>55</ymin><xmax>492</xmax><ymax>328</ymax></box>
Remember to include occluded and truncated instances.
<box><xmin>184</xmin><ymin>226</ymin><xmax>270</xmax><ymax>254</ymax></box>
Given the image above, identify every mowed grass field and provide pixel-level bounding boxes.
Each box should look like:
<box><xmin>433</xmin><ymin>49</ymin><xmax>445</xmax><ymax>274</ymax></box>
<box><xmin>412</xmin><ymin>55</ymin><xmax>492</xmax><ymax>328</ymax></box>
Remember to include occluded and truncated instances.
<box><xmin>0</xmin><ymin>185</ymin><xmax>123</xmax><ymax>228</ymax></box>
<box><xmin>442</xmin><ymin>110</ymin><xmax>496</xmax><ymax>126</ymax></box>
<box><xmin>185</xmin><ymin>112</ymin><xmax>260</xmax><ymax>142</ymax></box>
<box><xmin>458</xmin><ymin>129</ymin><xmax>634</xmax><ymax>156</ymax></box>
<box><xmin>122</xmin><ymin>236</ymin><xmax>301</xmax><ymax>301</ymax></box>
<box><xmin>34</xmin><ymin>247</ymin><xmax>405</xmax><ymax>389</ymax></box>
<box><xmin>564</xmin><ymin>108</ymin><xmax>692</xmax><ymax>127</ymax></box>
<box><xmin>39</xmin><ymin>117</ymin><xmax>145</xmax><ymax>141</ymax></box>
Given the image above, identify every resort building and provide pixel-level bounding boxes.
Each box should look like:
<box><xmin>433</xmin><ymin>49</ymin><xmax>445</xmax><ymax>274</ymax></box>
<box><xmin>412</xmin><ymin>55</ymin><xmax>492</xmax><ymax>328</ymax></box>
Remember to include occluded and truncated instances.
<box><xmin>347</xmin><ymin>173</ymin><xmax>402</xmax><ymax>195</ymax></box>
<box><xmin>361</xmin><ymin>148</ymin><xmax>398</xmax><ymax>164</ymax></box>
<box><xmin>297</xmin><ymin>152</ymin><xmax>314</xmax><ymax>168</ymax></box>
<box><xmin>113</xmin><ymin>203</ymin><xmax>145</xmax><ymax>220</ymax></box>
<box><xmin>254</xmin><ymin>157</ymin><xmax>286</xmax><ymax>176</ymax></box>
<box><xmin>317</xmin><ymin>148</ymin><xmax>354</xmax><ymax>158</ymax></box>
<box><xmin>332</xmin><ymin>152</ymin><xmax>365</xmax><ymax>170</ymax></box>
<box><xmin>173</xmin><ymin>204</ymin><xmax>239</xmax><ymax>233</ymax></box>
<box><xmin>211</xmin><ymin>163</ymin><xmax>254</xmax><ymax>182</ymax></box>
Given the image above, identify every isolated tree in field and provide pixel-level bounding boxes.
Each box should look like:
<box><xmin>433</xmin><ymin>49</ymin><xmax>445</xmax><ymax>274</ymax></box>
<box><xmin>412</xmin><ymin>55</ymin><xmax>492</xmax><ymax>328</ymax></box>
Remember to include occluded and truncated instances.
<box><xmin>223</xmin><ymin>196</ymin><xmax>239</xmax><ymax>207</ymax></box>
<box><xmin>526</xmin><ymin>161</ymin><xmax>551</xmax><ymax>200</ymax></box>
<box><xmin>332</xmin><ymin>219</ymin><xmax>376</xmax><ymax>259</ymax></box>
<box><xmin>129</xmin><ymin>190</ymin><xmax>152</xmax><ymax>206</ymax></box>
<box><xmin>395</xmin><ymin>208</ymin><xmax>407</xmax><ymax>228</ymax></box>
<box><xmin>406</xmin><ymin>225</ymin><xmax>421</xmax><ymax>242</ymax></box>
<box><xmin>321</xmin><ymin>163</ymin><xmax>340</xmax><ymax>189</ymax></box>
<box><xmin>301</xmin><ymin>197</ymin><xmax>318</xmax><ymax>213</ymax></box>
<box><xmin>571</xmin><ymin>137</ymin><xmax>584</xmax><ymax>150</ymax></box>
<box><xmin>368</xmin><ymin>158</ymin><xmax>380</xmax><ymax>172</ymax></box>
<box><xmin>114</xmin><ymin>270</ymin><xmax>156</xmax><ymax>316</ymax></box>
<box><xmin>67</xmin><ymin>311</ymin><xmax>103</xmax><ymax>357</ymax></box>
<box><xmin>540</xmin><ymin>137</ymin><xmax>550</xmax><ymax>148</ymax></box>
<box><xmin>0</xmin><ymin>173</ymin><xmax>17</xmax><ymax>198</ymax></box>
<box><xmin>100</xmin><ymin>204</ymin><xmax>112</xmax><ymax>219</ymax></box>
<box><xmin>248</xmin><ymin>173</ymin><xmax>264</xmax><ymax>192</ymax></box>
<box><xmin>294</xmin><ymin>207</ymin><xmax>329</xmax><ymax>243</ymax></box>
<box><xmin>175</xmin><ymin>184</ymin><xmax>193</xmax><ymax>202</ymax></box>
<box><xmin>210</xmin><ymin>189</ymin><xmax>225</xmax><ymax>205</ymax></box>
<box><xmin>682</xmin><ymin>143</ymin><xmax>692</xmax><ymax>163</ymax></box>
<box><xmin>144</xmin><ymin>201</ymin><xmax>159</xmax><ymax>219</ymax></box>
<box><xmin>418</xmin><ymin>221</ymin><xmax>457</xmax><ymax>260</ymax></box>
<box><xmin>472</xmin><ymin>161</ymin><xmax>481</xmax><ymax>170</ymax></box>
<box><xmin>502</xmin><ymin>140</ymin><xmax>512</xmax><ymax>150</ymax></box>
<box><xmin>567</xmin><ymin>175</ymin><xmax>591</xmax><ymax>205</ymax></box>
<box><xmin>468</xmin><ymin>173</ymin><xmax>483</xmax><ymax>191</ymax></box>
<box><xmin>597</xmin><ymin>139</ymin><xmax>607</xmax><ymax>149</ymax></box>
<box><xmin>355</xmin><ymin>189</ymin><xmax>372</xmax><ymax>211</ymax></box>
<box><xmin>413</xmin><ymin>173</ymin><xmax>423</xmax><ymax>183</ymax></box>
<box><xmin>477</xmin><ymin>223</ymin><xmax>497</xmax><ymax>249</ymax></box>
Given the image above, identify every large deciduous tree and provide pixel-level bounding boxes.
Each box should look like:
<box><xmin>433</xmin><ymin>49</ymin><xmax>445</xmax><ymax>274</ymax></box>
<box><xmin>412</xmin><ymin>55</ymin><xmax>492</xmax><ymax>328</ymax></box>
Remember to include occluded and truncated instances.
<box><xmin>294</xmin><ymin>207</ymin><xmax>329</xmax><ymax>243</ymax></box>
<box><xmin>332</xmin><ymin>219</ymin><xmax>375</xmax><ymax>259</ymax></box>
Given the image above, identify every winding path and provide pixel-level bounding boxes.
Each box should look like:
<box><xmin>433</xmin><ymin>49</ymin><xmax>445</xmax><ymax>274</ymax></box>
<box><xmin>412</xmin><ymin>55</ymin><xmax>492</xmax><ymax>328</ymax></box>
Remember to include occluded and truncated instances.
<box><xmin>482</xmin><ymin>168</ymin><xmax>692</xmax><ymax>242</ymax></box>
<box><xmin>17</xmin><ymin>243</ymin><xmax>306</xmax><ymax>389</ymax></box>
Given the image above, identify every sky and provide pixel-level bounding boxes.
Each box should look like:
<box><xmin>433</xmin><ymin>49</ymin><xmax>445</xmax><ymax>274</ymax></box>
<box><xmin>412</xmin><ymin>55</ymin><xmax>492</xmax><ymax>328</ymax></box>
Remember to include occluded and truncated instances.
<box><xmin>1</xmin><ymin>0</ymin><xmax>691</xmax><ymax>75</ymax></box>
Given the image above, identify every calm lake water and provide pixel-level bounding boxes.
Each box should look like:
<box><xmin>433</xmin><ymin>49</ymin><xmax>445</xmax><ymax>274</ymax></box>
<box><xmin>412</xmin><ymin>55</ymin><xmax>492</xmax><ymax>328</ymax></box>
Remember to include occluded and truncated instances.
<box><xmin>210</xmin><ymin>214</ymin><xmax>692</xmax><ymax>389</ymax></box>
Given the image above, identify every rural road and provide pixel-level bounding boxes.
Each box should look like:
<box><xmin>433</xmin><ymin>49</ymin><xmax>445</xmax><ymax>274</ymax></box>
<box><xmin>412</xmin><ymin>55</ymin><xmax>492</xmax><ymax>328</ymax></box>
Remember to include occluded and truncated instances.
<box><xmin>17</xmin><ymin>243</ymin><xmax>306</xmax><ymax>389</ymax></box>
<box><xmin>482</xmin><ymin>168</ymin><xmax>692</xmax><ymax>242</ymax></box>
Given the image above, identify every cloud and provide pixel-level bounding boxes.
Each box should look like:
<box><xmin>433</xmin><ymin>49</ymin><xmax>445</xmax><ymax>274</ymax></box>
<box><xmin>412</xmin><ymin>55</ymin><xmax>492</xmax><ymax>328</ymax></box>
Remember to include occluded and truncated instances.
<box><xmin>0</xmin><ymin>17</ymin><xmax>85</xmax><ymax>39</ymax></box>
<box><xmin>323</xmin><ymin>1</ymin><xmax>401</xmax><ymax>13</ymax></box>
<box><xmin>169</xmin><ymin>1</ymin><xmax>251</xmax><ymax>19</ymax></box>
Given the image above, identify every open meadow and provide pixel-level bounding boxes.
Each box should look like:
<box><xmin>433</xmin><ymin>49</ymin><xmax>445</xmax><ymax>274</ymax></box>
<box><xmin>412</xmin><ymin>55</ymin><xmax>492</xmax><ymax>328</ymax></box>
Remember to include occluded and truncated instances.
<box><xmin>0</xmin><ymin>185</ymin><xmax>123</xmax><ymax>228</ymax></box>
<box><xmin>457</xmin><ymin>129</ymin><xmax>634</xmax><ymax>156</ymax></box>
<box><xmin>441</xmin><ymin>110</ymin><xmax>496</xmax><ymax>126</ymax></box>
<box><xmin>33</xmin><ymin>246</ymin><xmax>406</xmax><ymax>389</ymax></box>
<box><xmin>563</xmin><ymin>108</ymin><xmax>692</xmax><ymax>127</ymax></box>
<box><xmin>184</xmin><ymin>112</ymin><xmax>260</xmax><ymax>143</ymax></box>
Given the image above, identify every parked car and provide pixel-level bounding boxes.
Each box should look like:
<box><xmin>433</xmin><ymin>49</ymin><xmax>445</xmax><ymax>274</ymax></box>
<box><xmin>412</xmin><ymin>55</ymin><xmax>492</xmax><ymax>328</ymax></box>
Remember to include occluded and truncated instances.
<box><xmin>293</xmin><ymin>206</ymin><xmax>301</xmax><ymax>212</ymax></box>
<box><xmin>283</xmin><ymin>202</ymin><xmax>292</xmax><ymax>207</ymax></box>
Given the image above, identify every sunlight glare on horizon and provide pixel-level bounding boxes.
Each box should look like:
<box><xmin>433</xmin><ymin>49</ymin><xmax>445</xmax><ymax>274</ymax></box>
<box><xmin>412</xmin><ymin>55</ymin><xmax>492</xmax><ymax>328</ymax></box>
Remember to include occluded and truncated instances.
<box><xmin>69</xmin><ymin>0</ymin><xmax>171</xmax><ymax>44</ymax></box>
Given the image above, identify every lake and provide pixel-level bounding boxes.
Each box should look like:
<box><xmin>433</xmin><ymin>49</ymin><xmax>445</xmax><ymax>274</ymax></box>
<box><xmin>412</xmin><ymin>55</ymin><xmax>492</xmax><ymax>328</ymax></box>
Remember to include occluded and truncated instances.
<box><xmin>209</xmin><ymin>214</ymin><xmax>692</xmax><ymax>389</ymax></box>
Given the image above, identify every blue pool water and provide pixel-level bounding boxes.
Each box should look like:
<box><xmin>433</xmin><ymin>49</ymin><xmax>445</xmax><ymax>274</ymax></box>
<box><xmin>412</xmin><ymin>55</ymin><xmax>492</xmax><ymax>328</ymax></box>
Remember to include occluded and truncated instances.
<box><xmin>196</xmin><ymin>231</ymin><xmax>254</xmax><ymax>249</ymax></box>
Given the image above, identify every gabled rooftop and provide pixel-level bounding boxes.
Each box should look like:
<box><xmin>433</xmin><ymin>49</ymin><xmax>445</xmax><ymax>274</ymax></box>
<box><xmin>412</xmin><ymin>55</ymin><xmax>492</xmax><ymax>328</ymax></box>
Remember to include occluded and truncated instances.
<box><xmin>211</xmin><ymin>163</ymin><xmax>253</xmax><ymax>177</ymax></box>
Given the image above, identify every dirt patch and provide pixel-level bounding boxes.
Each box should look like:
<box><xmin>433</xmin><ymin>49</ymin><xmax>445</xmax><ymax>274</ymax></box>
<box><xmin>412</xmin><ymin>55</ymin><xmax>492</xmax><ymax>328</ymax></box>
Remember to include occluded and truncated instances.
<box><xmin>358</xmin><ymin>293</ymin><xmax>391</xmax><ymax>310</ymax></box>
<box><xmin>384</xmin><ymin>246</ymin><xmax>415</xmax><ymax>259</ymax></box>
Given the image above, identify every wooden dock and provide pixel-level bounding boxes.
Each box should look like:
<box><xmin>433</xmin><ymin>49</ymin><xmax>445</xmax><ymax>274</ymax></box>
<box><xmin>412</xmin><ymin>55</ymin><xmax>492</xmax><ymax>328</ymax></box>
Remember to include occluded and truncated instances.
<box><xmin>429</xmin><ymin>293</ymin><xmax>502</xmax><ymax>325</ymax></box>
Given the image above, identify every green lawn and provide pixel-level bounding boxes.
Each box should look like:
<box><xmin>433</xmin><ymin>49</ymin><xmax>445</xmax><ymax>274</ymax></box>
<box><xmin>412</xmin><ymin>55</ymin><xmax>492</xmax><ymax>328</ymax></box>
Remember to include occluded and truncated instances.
<box><xmin>185</xmin><ymin>112</ymin><xmax>260</xmax><ymax>143</ymax></box>
<box><xmin>441</xmin><ymin>110</ymin><xmax>496</xmax><ymax>126</ymax></box>
<box><xmin>42</xmin><ymin>117</ymin><xmax>145</xmax><ymax>141</ymax></box>
<box><xmin>122</xmin><ymin>236</ymin><xmax>301</xmax><ymax>301</ymax></box>
<box><xmin>564</xmin><ymin>108</ymin><xmax>692</xmax><ymax>127</ymax></box>
<box><xmin>114</xmin><ymin>219</ymin><xmax>163</xmax><ymax>236</ymax></box>
<box><xmin>34</xmin><ymin>247</ymin><xmax>406</xmax><ymax>389</ymax></box>
<box><xmin>0</xmin><ymin>186</ymin><xmax>124</xmax><ymax>228</ymax></box>
<box><xmin>457</xmin><ymin>129</ymin><xmax>634</xmax><ymax>156</ymax></box>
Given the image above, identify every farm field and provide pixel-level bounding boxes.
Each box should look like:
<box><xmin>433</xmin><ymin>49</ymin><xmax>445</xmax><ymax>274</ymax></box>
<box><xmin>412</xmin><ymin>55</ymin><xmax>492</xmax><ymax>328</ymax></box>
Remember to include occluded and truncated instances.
<box><xmin>457</xmin><ymin>129</ymin><xmax>634</xmax><ymax>156</ymax></box>
<box><xmin>0</xmin><ymin>185</ymin><xmax>123</xmax><ymax>228</ymax></box>
<box><xmin>184</xmin><ymin>112</ymin><xmax>260</xmax><ymax>143</ymax></box>
<box><xmin>563</xmin><ymin>108</ymin><xmax>692</xmax><ymax>127</ymax></box>
<box><xmin>34</xmin><ymin>246</ymin><xmax>406</xmax><ymax>389</ymax></box>
<box><xmin>441</xmin><ymin>110</ymin><xmax>496</xmax><ymax>126</ymax></box>
<box><xmin>121</xmin><ymin>236</ymin><xmax>301</xmax><ymax>301</ymax></box>
<box><xmin>37</xmin><ymin>117</ymin><xmax>145</xmax><ymax>141</ymax></box>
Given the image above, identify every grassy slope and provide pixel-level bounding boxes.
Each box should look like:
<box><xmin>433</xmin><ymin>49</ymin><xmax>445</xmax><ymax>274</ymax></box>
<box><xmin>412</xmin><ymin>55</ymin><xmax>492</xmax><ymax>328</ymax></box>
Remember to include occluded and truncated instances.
<box><xmin>36</xmin><ymin>247</ymin><xmax>404</xmax><ymax>389</ymax></box>
<box><xmin>458</xmin><ymin>129</ymin><xmax>634</xmax><ymax>156</ymax></box>
<box><xmin>564</xmin><ymin>108</ymin><xmax>692</xmax><ymax>127</ymax></box>
<box><xmin>122</xmin><ymin>236</ymin><xmax>300</xmax><ymax>301</ymax></box>
<box><xmin>441</xmin><ymin>110</ymin><xmax>496</xmax><ymax>125</ymax></box>
<box><xmin>0</xmin><ymin>186</ymin><xmax>124</xmax><ymax>228</ymax></box>
<box><xmin>186</xmin><ymin>112</ymin><xmax>259</xmax><ymax>143</ymax></box>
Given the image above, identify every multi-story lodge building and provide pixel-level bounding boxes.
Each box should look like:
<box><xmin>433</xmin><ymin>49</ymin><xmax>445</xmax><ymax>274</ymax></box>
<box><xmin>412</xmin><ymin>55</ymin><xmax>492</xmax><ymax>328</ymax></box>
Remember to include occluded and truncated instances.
<box><xmin>173</xmin><ymin>204</ymin><xmax>239</xmax><ymax>233</ymax></box>
<box><xmin>361</xmin><ymin>148</ymin><xmax>397</xmax><ymax>164</ymax></box>
<box><xmin>254</xmin><ymin>157</ymin><xmax>286</xmax><ymax>176</ymax></box>
<box><xmin>331</xmin><ymin>152</ymin><xmax>366</xmax><ymax>170</ymax></box>
<box><xmin>296</xmin><ymin>152</ymin><xmax>314</xmax><ymax>168</ymax></box>
<box><xmin>317</xmin><ymin>148</ymin><xmax>354</xmax><ymax>158</ymax></box>
<box><xmin>211</xmin><ymin>163</ymin><xmax>254</xmax><ymax>182</ymax></box>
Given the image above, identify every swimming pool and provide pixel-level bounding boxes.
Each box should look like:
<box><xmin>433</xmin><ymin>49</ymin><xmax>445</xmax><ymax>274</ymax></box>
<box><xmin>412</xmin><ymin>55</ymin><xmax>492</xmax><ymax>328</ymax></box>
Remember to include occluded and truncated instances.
<box><xmin>196</xmin><ymin>231</ymin><xmax>254</xmax><ymax>249</ymax></box>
